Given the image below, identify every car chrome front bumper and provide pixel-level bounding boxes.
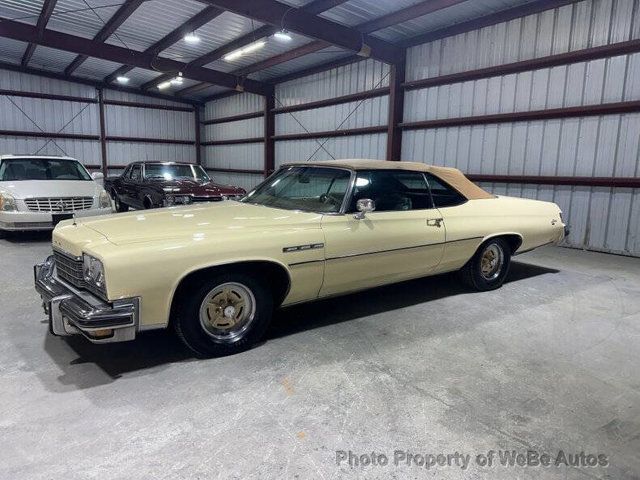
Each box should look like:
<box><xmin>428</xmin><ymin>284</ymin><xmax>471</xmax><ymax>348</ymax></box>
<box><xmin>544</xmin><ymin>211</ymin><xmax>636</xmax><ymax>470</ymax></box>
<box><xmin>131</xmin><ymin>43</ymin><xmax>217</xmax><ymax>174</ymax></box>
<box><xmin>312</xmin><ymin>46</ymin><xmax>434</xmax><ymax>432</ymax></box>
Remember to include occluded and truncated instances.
<box><xmin>34</xmin><ymin>255</ymin><xmax>139</xmax><ymax>343</ymax></box>
<box><xmin>0</xmin><ymin>207</ymin><xmax>113</xmax><ymax>231</ymax></box>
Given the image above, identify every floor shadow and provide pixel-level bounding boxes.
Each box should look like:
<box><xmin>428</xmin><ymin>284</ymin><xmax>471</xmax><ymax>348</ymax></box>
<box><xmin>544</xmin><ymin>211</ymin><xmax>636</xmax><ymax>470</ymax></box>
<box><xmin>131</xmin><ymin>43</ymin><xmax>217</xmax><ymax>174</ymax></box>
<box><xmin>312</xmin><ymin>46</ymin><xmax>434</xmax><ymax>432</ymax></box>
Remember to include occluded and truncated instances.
<box><xmin>2</xmin><ymin>230</ymin><xmax>52</xmax><ymax>243</ymax></box>
<box><xmin>268</xmin><ymin>260</ymin><xmax>558</xmax><ymax>340</ymax></box>
<box><xmin>42</xmin><ymin>259</ymin><xmax>558</xmax><ymax>388</ymax></box>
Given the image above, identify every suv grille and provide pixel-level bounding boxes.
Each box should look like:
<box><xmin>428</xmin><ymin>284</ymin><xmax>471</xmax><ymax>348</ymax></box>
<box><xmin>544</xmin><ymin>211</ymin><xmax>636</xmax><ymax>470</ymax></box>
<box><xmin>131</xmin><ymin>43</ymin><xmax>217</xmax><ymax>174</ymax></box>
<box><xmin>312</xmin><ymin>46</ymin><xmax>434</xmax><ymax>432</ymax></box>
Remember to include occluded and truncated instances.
<box><xmin>25</xmin><ymin>197</ymin><xmax>93</xmax><ymax>212</ymax></box>
<box><xmin>53</xmin><ymin>249</ymin><xmax>107</xmax><ymax>300</ymax></box>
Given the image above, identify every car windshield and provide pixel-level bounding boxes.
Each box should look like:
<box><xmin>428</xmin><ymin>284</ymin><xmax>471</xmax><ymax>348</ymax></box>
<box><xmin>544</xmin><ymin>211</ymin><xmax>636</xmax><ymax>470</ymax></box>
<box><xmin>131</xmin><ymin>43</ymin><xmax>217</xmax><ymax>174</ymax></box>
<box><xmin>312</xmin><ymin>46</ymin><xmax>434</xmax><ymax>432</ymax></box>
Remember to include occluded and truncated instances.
<box><xmin>241</xmin><ymin>166</ymin><xmax>351</xmax><ymax>213</ymax></box>
<box><xmin>144</xmin><ymin>164</ymin><xmax>210</xmax><ymax>182</ymax></box>
<box><xmin>0</xmin><ymin>158</ymin><xmax>91</xmax><ymax>181</ymax></box>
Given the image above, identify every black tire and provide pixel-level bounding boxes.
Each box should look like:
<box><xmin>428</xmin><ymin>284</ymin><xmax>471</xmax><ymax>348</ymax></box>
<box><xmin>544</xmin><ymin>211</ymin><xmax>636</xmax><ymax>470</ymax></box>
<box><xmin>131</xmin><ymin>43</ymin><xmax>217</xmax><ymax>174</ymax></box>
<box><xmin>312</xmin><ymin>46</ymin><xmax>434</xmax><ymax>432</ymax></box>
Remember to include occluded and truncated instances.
<box><xmin>112</xmin><ymin>190</ymin><xmax>129</xmax><ymax>212</ymax></box>
<box><xmin>173</xmin><ymin>272</ymin><xmax>273</xmax><ymax>357</ymax></box>
<box><xmin>459</xmin><ymin>237</ymin><xmax>511</xmax><ymax>291</ymax></box>
<box><xmin>143</xmin><ymin>196</ymin><xmax>154</xmax><ymax>209</ymax></box>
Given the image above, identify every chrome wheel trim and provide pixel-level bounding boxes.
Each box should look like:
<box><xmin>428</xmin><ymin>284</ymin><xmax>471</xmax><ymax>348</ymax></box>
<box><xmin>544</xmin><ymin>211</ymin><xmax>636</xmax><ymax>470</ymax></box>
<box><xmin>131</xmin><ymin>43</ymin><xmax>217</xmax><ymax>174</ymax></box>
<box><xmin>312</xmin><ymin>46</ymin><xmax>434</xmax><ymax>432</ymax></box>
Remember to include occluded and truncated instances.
<box><xmin>480</xmin><ymin>243</ymin><xmax>504</xmax><ymax>280</ymax></box>
<box><xmin>198</xmin><ymin>282</ymin><xmax>256</xmax><ymax>343</ymax></box>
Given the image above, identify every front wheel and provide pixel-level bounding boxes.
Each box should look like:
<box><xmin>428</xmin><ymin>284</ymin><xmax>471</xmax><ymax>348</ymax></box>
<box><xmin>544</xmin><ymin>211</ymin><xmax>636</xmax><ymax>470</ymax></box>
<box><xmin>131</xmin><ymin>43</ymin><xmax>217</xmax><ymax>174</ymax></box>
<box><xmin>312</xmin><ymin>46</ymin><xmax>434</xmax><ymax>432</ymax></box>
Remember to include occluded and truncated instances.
<box><xmin>459</xmin><ymin>238</ymin><xmax>511</xmax><ymax>291</ymax></box>
<box><xmin>112</xmin><ymin>190</ymin><xmax>129</xmax><ymax>212</ymax></box>
<box><xmin>173</xmin><ymin>272</ymin><xmax>273</xmax><ymax>357</ymax></box>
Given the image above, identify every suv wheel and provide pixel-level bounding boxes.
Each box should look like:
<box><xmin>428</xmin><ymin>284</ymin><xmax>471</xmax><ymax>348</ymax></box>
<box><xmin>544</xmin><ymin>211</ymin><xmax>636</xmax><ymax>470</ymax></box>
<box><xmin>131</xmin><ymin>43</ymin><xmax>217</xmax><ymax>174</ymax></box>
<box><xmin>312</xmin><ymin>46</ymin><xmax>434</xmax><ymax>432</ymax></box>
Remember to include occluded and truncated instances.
<box><xmin>112</xmin><ymin>190</ymin><xmax>129</xmax><ymax>212</ymax></box>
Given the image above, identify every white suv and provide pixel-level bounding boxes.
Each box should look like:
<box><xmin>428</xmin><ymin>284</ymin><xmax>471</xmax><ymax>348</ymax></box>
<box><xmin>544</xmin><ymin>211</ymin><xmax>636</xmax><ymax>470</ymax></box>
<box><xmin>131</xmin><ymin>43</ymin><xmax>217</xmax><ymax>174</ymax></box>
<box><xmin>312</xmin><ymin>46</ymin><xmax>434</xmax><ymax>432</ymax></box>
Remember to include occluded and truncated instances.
<box><xmin>0</xmin><ymin>155</ymin><xmax>112</xmax><ymax>232</ymax></box>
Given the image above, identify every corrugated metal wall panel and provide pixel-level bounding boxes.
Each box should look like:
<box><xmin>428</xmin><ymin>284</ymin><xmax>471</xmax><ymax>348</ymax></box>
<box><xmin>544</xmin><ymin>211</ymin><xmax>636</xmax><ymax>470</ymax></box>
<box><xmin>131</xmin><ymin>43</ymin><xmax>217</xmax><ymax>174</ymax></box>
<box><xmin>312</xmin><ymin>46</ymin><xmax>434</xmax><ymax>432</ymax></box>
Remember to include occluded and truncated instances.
<box><xmin>404</xmin><ymin>0</ymin><xmax>640</xmax><ymax>256</ymax></box>
<box><xmin>406</xmin><ymin>0</ymin><xmax>640</xmax><ymax>81</ymax></box>
<box><xmin>208</xmin><ymin>171</ymin><xmax>263</xmax><ymax>192</ymax></box>
<box><xmin>106</xmin><ymin>142</ymin><xmax>196</xmax><ymax>166</ymax></box>
<box><xmin>203</xmin><ymin>144</ymin><xmax>264</xmax><ymax>170</ymax></box>
<box><xmin>275</xmin><ymin>59</ymin><xmax>390</xmax><ymax>106</ymax></box>
<box><xmin>203</xmin><ymin>117</ymin><xmax>263</xmax><ymax>142</ymax></box>
<box><xmin>0</xmin><ymin>70</ymin><xmax>95</xmax><ymax>98</ymax></box>
<box><xmin>204</xmin><ymin>93</ymin><xmax>263</xmax><ymax>119</ymax></box>
<box><xmin>104</xmin><ymin>105</ymin><xmax>194</xmax><ymax>140</ymax></box>
<box><xmin>0</xmin><ymin>96</ymin><xmax>100</xmax><ymax>135</ymax></box>
<box><xmin>0</xmin><ymin>136</ymin><xmax>101</xmax><ymax>167</ymax></box>
<box><xmin>275</xmin><ymin>133</ymin><xmax>387</xmax><ymax>167</ymax></box>
<box><xmin>275</xmin><ymin>96</ymin><xmax>388</xmax><ymax>134</ymax></box>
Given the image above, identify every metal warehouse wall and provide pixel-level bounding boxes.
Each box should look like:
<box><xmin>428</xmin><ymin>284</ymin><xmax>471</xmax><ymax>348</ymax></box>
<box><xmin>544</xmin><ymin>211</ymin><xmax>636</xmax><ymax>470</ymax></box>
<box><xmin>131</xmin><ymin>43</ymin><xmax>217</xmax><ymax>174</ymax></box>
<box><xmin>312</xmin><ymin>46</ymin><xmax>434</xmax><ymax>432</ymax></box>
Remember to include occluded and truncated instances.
<box><xmin>0</xmin><ymin>70</ymin><xmax>198</xmax><ymax>175</ymax></box>
<box><xmin>203</xmin><ymin>93</ymin><xmax>264</xmax><ymax>191</ymax></box>
<box><xmin>0</xmin><ymin>70</ymin><xmax>101</xmax><ymax>167</ymax></box>
<box><xmin>403</xmin><ymin>0</ymin><xmax>640</xmax><ymax>256</ymax></box>
<box><xmin>274</xmin><ymin>59</ymin><xmax>389</xmax><ymax>166</ymax></box>
<box><xmin>103</xmin><ymin>90</ymin><xmax>196</xmax><ymax>174</ymax></box>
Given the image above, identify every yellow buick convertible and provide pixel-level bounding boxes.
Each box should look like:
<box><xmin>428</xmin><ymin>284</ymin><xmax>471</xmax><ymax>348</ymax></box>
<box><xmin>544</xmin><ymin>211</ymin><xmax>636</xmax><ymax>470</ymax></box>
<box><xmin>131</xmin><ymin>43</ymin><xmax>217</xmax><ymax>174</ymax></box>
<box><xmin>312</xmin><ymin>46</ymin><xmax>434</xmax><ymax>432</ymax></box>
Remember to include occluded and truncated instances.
<box><xmin>35</xmin><ymin>160</ymin><xmax>567</xmax><ymax>356</ymax></box>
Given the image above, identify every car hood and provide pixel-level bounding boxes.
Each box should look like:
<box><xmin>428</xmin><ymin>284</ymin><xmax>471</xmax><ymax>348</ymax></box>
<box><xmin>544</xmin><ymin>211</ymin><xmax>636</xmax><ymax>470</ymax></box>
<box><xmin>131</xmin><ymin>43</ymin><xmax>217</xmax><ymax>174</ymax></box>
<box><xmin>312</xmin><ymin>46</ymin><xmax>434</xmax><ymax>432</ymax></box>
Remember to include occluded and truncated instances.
<box><xmin>72</xmin><ymin>201</ymin><xmax>321</xmax><ymax>245</ymax></box>
<box><xmin>0</xmin><ymin>180</ymin><xmax>101</xmax><ymax>199</ymax></box>
<box><xmin>149</xmin><ymin>179</ymin><xmax>245</xmax><ymax>196</ymax></box>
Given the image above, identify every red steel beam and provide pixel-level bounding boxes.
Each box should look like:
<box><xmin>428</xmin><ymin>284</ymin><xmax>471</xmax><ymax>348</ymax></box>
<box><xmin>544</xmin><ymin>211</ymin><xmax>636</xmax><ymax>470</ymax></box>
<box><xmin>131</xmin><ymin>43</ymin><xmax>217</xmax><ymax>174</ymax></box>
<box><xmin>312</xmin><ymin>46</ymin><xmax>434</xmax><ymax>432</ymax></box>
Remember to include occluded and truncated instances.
<box><xmin>404</xmin><ymin>39</ymin><xmax>640</xmax><ymax>91</ymax></box>
<box><xmin>201</xmin><ymin>111</ymin><xmax>264</xmax><ymax>125</ymax></box>
<box><xmin>0</xmin><ymin>129</ymin><xmax>99</xmax><ymax>140</ymax></box>
<box><xmin>400</xmin><ymin>101</ymin><xmax>640</xmax><ymax>130</ymax></box>
<box><xmin>386</xmin><ymin>59</ymin><xmax>405</xmax><ymax>161</ymax></box>
<box><xmin>105</xmin><ymin>6</ymin><xmax>224</xmax><ymax>84</ymax></box>
<box><xmin>65</xmin><ymin>0</ymin><xmax>146</xmax><ymax>76</ymax></box>
<box><xmin>202</xmin><ymin>137</ymin><xmax>264</xmax><ymax>146</ymax></box>
<box><xmin>21</xmin><ymin>0</ymin><xmax>58</xmax><ymax>67</ymax></box>
<box><xmin>272</xmin><ymin>125</ymin><xmax>387</xmax><ymax>141</ymax></box>
<box><xmin>264</xmin><ymin>88</ymin><xmax>275</xmax><ymax>177</ymax></box>
<box><xmin>0</xmin><ymin>89</ymin><xmax>96</xmax><ymax>103</ymax></box>
<box><xmin>467</xmin><ymin>175</ymin><xmax>640</xmax><ymax>188</ymax></box>
<box><xmin>272</xmin><ymin>87</ymin><xmax>390</xmax><ymax>114</ymax></box>
<box><xmin>0</xmin><ymin>19</ymin><xmax>271</xmax><ymax>95</ymax></box>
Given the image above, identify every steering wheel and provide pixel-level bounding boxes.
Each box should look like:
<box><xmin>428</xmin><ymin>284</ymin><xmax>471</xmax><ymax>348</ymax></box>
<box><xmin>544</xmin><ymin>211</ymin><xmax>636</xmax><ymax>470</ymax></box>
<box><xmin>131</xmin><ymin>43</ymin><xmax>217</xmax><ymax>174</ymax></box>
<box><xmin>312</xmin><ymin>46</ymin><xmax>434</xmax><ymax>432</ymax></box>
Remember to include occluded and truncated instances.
<box><xmin>319</xmin><ymin>193</ymin><xmax>339</xmax><ymax>206</ymax></box>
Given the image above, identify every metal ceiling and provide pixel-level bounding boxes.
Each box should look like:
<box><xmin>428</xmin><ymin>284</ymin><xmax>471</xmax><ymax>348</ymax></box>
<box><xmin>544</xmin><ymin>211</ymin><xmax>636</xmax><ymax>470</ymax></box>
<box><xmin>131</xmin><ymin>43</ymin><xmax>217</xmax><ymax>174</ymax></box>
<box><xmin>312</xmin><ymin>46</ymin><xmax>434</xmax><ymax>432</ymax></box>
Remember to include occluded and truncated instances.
<box><xmin>0</xmin><ymin>0</ymin><xmax>556</xmax><ymax>103</ymax></box>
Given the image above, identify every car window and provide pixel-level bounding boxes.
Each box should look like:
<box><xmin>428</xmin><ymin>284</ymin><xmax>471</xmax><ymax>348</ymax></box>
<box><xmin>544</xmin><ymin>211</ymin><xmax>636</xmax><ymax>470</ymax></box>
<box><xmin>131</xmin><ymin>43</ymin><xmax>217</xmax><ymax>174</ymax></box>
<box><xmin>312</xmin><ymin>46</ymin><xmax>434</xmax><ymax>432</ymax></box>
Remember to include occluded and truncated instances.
<box><xmin>0</xmin><ymin>158</ymin><xmax>91</xmax><ymax>181</ymax></box>
<box><xmin>349</xmin><ymin>170</ymin><xmax>433</xmax><ymax>212</ymax></box>
<box><xmin>426</xmin><ymin>173</ymin><xmax>466</xmax><ymax>208</ymax></box>
<box><xmin>130</xmin><ymin>165</ymin><xmax>142</xmax><ymax>181</ymax></box>
<box><xmin>242</xmin><ymin>167</ymin><xmax>350</xmax><ymax>213</ymax></box>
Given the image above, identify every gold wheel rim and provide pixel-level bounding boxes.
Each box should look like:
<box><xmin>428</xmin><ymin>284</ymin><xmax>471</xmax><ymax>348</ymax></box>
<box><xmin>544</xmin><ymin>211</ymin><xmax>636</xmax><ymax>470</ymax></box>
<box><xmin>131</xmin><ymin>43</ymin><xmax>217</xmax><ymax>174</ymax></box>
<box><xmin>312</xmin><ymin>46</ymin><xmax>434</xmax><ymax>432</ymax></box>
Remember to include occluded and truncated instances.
<box><xmin>480</xmin><ymin>244</ymin><xmax>504</xmax><ymax>280</ymax></box>
<box><xmin>199</xmin><ymin>282</ymin><xmax>256</xmax><ymax>343</ymax></box>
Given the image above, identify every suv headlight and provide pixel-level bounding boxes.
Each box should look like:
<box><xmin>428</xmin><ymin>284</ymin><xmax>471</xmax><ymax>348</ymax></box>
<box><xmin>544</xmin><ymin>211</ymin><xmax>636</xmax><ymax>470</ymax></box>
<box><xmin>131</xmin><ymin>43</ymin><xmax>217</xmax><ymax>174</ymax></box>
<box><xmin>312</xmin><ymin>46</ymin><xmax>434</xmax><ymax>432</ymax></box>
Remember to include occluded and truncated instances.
<box><xmin>98</xmin><ymin>190</ymin><xmax>111</xmax><ymax>209</ymax></box>
<box><xmin>0</xmin><ymin>192</ymin><xmax>17</xmax><ymax>211</ymax></box>
<box><xmin>83</xmin><ymin>254</ymin><xmax>105</xmax><ymax>289</ymax></box>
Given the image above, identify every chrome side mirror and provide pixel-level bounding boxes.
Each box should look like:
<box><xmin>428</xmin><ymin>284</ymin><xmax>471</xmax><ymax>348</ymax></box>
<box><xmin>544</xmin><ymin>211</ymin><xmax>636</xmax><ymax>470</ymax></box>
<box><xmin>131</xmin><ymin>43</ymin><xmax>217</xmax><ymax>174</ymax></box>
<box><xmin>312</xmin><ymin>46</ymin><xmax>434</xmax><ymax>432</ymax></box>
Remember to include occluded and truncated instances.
<box><xmin>354</xmin><ymin>198</ymin><xmax>375</xmax><ymax>220</ymax></box>
<box><xmin>91</xmin><ymin>171</ymin><xmax>104</xmax><ymax>182</ymax></box>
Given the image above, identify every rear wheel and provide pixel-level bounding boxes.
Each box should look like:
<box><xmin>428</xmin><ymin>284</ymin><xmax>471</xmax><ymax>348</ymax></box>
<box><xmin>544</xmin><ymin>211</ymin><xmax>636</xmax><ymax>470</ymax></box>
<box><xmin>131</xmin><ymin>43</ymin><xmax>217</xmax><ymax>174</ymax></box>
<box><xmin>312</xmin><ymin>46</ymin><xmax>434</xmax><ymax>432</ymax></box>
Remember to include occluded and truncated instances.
<box><xmin>173</xmin><ymin>272</ymin><xmax>273</xmax><ymax>357</ymax></box>
<box><xmin>459</xmin><ymin>238</ymin><xmax>511</xmax><ymax>291</ymax></box>
<box><xmin>112</xmin><ymin>190</ymin><xmax>129</xmax><ymax>212</ymax></box>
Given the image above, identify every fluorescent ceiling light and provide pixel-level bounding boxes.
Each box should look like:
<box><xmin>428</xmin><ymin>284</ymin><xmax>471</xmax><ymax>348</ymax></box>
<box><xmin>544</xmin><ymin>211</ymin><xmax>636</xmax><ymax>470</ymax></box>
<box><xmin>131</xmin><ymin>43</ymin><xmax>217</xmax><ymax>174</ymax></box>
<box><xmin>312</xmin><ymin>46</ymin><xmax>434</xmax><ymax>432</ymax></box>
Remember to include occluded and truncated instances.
<box><xmin>157</xmin><ymin>81</ymin><xmax>172</xmax><ymax>90</ymax></box>
<box><xmin>274</xmin><ymin>31</ymin><xmax>292</xmax><ymax>42</ymax></box>
<box><xmin>223</xmin><ymin>40</ymin><xmax>266</xmax><ymax>62</ymax></box>
<box><xmin>170</xmin><ymin>76</ymin><xmax>183</xmax><ymax>85</ymax></box>
<box><xmin>183</xmin><ymin>32</ymin><xmax>200</xmax><ymax>44</ymax></box>
<box><xmin>116</xmin><ymin>76</ymin><xmax>129</xmax><ymax>84</ymax></box>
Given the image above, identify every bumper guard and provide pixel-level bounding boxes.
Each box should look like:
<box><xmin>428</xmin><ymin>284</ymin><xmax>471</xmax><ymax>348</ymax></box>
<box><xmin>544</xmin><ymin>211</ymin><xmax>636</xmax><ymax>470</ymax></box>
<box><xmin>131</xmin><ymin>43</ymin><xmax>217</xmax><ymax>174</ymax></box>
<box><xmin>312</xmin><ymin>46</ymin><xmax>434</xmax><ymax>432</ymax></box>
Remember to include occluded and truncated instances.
<box><xmin>34</xmin><ymin>255</ymin><xmax>139</xmax><ymax>343</ymax></box>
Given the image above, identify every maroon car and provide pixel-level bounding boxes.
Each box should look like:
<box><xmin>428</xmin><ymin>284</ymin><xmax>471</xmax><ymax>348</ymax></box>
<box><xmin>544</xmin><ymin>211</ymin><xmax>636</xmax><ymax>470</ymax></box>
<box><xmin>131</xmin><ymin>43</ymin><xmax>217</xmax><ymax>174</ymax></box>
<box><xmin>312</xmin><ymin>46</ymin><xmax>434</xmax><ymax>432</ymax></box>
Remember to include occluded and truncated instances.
<box><xmin>105</xmin><ymin>161</ymin><xmax>246</xmax><ymax>212</ymax></box>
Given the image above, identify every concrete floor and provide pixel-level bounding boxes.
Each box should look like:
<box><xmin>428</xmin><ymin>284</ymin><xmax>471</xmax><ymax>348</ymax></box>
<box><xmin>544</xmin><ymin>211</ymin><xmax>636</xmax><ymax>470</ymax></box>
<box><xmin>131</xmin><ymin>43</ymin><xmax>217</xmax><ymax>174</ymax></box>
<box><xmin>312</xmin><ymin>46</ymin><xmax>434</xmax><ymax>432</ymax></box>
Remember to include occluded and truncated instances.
<box><xmin>0</xmin><ymin>233</ymin><xmax>639</xmax><ymax>480</ymax></box>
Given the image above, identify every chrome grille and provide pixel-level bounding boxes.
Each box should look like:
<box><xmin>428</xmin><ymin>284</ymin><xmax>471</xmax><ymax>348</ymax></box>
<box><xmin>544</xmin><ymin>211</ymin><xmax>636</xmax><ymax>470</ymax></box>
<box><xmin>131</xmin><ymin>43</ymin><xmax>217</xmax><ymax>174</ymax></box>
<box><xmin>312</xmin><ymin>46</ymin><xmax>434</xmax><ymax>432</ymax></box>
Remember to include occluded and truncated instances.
<box><xmin>54</xmin><ymin>250</ymin><xmax>84</xmax><ymax>286</ymax></box>
<box><xmin>53</xmin><ymin>249</ymin><xmax>107</xmax><ymax>300</ymax></box>
<box><xmin>25</xmin><ymin>197</ymin><xmax>94</xmax><ymax>212</ymax></box>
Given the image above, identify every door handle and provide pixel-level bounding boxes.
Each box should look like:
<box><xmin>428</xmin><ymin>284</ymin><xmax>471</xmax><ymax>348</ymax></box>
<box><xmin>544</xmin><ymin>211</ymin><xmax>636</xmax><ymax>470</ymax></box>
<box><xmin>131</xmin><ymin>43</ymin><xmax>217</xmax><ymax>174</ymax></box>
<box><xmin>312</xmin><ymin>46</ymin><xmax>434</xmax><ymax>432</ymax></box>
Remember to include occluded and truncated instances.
<box><xmin>427</xmin><ymin>218</ymin><xmax>443</xmax><ymax>227</ymax></box>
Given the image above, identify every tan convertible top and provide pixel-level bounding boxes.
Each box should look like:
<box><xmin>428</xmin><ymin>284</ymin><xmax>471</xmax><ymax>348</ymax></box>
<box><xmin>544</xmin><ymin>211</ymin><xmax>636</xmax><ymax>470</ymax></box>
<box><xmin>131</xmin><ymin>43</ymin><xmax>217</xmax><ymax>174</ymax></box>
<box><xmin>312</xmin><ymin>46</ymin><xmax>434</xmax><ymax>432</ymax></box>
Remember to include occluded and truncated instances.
<box><xmin>285</xmin><ymin>159</ymin><xmax>494</xmax><ymax>200</ymax></box>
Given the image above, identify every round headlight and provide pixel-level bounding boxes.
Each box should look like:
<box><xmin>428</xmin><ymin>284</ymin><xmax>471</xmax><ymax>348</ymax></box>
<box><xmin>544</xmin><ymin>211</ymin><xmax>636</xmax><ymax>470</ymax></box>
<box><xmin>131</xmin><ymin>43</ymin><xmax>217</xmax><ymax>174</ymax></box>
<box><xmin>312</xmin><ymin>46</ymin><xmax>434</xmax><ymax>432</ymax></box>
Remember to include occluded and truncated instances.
<box><xmin>0</xmin><ymin>192</ymin><xmax>17</xmax><ymax>211</ymax></box>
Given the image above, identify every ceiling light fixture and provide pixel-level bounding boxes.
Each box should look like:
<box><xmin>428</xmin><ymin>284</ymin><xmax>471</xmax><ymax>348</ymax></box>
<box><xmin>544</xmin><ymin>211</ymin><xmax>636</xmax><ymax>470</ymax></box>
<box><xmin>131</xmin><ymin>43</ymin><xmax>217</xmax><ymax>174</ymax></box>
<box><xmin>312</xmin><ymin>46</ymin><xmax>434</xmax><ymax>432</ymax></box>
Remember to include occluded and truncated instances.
<box><xmin>274</xmin><ymin>30</ymin><xmax>292</xmax><ymax>42</ymax></box>
<box><xmin>157</xmin><ymin>81</ymin><xmax>172</xmax><ymax>90</ymax></box>
<box><xmin>116</xmin><ymin>76</ymin><xmax>129</xmax><ymax>84</ymax></box>
<box><xmin>183</xmin><ymin>32</ymin><xmax>200</xmax><ymax>44</ymax></box>
<box><xmin>223</xmin><ymin>40</ymin><xmax>266</xmax><ymax>62</ymax></box>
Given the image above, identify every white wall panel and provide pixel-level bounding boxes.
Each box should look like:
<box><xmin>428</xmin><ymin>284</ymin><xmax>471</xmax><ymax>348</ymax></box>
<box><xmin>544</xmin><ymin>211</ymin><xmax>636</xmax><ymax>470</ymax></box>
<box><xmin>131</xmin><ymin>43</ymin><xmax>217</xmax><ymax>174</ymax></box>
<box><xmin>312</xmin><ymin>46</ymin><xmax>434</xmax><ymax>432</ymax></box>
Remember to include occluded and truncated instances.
<box><xmin>275</xmin><ymin>59</ymin><xmax>390</xmax><ymax>106</ymax></box>
<box><xmin>203</xmin><ymin>144</ymin><xmax>264</xmax><ymax>171</ymax></box>
<box><xmin>204</xmin><ymin>93</ymin><xmax>263</xmax><ymax>120</ymax></box>
<box><xmin>104</xmin><ymin>105</ymin><xmax>194</xmax><ymax>140</ymax></box>
<box><xmin>404</xmin><ymin>0</ymin><xmax>640</xmax><ymax>256</ymax></box>
<box><xmin>106</xmin><ymin>142</ymin><xmax>196</xmax><ymax>167</ymax></box>
<box><xmin>208</xmin><ymin>172</ymin><xmax>263</xmax><ymax>192</ymax></box>
<box><xmin>0</xmin><ymin>136</ymin><xmax>101</xmax><ymax>167</ymax></box>
<box><xmin>275</xmin><ymin>133</ymin><xmax>386</xmax><ymax>167</ymax></box>
<box><xmin>203</xmin><ymin>117</ymin><xmax>263</xmax><ymax>142</ymax></box>
<box><xmin>275</xmin><ymin>96</ymin><xmax>388</xmax><ymax>135</ymax></box>
<box><xmin>406</xmin><ymin>0</ymin><xmax>640</xmax><ymax>81</ymax></box>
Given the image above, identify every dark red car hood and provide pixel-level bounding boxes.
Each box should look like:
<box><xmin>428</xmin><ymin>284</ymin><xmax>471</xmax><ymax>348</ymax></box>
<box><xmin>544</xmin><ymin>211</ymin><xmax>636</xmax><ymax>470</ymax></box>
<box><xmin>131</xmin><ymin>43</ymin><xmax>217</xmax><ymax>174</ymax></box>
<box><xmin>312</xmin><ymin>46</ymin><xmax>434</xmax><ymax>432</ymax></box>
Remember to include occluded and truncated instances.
<box><xmin>152</xmin><ymin>179</ymin><xmax>245</xmax><ymax>196</ymax></box>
